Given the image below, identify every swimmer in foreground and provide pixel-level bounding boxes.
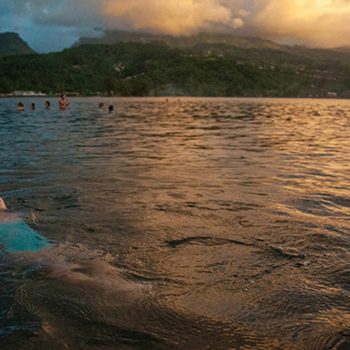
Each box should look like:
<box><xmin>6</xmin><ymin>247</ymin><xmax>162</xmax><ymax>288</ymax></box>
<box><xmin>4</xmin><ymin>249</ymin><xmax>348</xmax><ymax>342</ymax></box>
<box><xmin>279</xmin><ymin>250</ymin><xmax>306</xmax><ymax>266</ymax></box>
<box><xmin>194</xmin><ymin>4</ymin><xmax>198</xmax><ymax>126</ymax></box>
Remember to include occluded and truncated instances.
<box><xmin>0</xmin><ymin>197</ymin><xmax>50</xmax><ymax>254</ymax></box>
<box><xmin>0</xmin><ymin>197</ymin><xmax>147</xmax><ymax>294</ymax></box>
<box><xmin>0</xmin><ymin>197</ymin><xmax>7</xmax><ymax>210</ymax></box>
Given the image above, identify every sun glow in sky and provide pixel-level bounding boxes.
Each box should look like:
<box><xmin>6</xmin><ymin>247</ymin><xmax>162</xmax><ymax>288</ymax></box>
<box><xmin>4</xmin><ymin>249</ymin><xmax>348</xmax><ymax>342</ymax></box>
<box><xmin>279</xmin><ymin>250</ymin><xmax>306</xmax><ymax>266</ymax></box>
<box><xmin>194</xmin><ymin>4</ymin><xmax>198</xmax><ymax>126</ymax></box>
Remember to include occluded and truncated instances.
<box><xmin>1</xmin><ymin>0</ymin><xmax>350</xmax><ymax>51</ymax></box>
<box><xmin>254</xmin><ymin>0</ymin><xmax>350</xmax><ymax>47</ymax></box>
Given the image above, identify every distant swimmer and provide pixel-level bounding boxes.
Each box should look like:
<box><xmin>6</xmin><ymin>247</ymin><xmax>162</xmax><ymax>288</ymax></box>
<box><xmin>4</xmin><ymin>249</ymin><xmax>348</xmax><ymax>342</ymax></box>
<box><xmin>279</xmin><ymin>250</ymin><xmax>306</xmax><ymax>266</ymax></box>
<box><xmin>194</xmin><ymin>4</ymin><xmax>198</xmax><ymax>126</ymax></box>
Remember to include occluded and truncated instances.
<box><xmin>59</xmin><ymin>94</ymin><xmax>69</xmax><ymax>110</ymax></box>
<box><xmin>98</xmin><ymin>102</ymin><xmax>104</xmax><ymax>109</ymax></box>
<box><xmin>30</xmin><ymin>103</ymin><xmax>36</xmax><ymax>110</ymax></box>
<box><xmin>0</xmin><ymin>197</ymin><xmax>50</xmax><ymax>254</ymax></box>
<box><xmin>17</xmin><ymin>102</ymin><xmax>25</xmax><ymax>112</ymax></box>
<box><xmin>45</xmin><ymin>100</ymin><xmax>51</xmax><ymax>110</ymax></box>
<box><xmin>108</xmin><ymin>105</ymin><xmax>114</xmax><ymax>113</ymax></box>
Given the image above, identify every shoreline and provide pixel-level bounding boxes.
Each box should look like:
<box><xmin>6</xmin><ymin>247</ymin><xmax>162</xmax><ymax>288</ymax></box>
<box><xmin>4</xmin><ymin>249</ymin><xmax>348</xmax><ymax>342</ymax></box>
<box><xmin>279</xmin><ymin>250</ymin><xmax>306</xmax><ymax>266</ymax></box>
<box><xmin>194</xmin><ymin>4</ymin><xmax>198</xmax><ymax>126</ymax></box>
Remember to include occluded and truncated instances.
<box><xmin>0</xmin><ymin>95</ymin><xmax>349</xmax><ymax>102</ymax></box>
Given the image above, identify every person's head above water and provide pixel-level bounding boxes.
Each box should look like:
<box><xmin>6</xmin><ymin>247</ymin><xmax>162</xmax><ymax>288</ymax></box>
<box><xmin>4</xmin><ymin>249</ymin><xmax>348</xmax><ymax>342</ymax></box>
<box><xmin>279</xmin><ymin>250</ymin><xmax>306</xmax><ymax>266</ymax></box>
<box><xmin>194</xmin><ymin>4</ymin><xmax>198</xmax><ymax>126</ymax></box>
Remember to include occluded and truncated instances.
<box><xmin>0</xmin><ymin>197</ymin><xmax>7</xmax><ymax>210</ymax></box>
<box><xmin>17</xmin><ymin>102</ymin><xmax>24</xmax><ymax>112</ymax></box>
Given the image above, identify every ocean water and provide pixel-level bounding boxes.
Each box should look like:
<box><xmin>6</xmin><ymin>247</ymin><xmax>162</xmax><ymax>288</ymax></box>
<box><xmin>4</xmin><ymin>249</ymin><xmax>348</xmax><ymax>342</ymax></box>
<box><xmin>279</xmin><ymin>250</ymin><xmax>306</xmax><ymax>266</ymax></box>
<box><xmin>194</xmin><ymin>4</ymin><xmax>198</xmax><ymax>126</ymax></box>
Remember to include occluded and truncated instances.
<box><xmin>0</xmin><ymin>97</ymin><xmax>349</xmax><ymax>349</ymax></box>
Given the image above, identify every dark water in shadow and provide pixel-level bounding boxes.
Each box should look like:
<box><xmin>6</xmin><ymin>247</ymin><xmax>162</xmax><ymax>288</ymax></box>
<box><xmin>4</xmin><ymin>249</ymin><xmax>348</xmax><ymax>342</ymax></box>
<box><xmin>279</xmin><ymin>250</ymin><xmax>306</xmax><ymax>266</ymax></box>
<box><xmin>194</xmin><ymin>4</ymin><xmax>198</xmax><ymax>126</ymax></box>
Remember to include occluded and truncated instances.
<box><xmin>0</xmin><ymin>97</ymin><xmax>349</xmax><ymax>349</ymax></box>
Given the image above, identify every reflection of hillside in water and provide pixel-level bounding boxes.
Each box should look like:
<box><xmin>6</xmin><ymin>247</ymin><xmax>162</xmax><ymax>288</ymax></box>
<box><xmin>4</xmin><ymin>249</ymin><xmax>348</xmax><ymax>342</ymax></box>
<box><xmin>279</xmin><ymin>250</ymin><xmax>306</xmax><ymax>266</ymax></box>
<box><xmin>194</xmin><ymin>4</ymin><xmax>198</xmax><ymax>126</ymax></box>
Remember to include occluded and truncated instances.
<box><xmin>0</xmin><ymin>97</ymin><xmax>349</xmax><ymax>349</ymax></box>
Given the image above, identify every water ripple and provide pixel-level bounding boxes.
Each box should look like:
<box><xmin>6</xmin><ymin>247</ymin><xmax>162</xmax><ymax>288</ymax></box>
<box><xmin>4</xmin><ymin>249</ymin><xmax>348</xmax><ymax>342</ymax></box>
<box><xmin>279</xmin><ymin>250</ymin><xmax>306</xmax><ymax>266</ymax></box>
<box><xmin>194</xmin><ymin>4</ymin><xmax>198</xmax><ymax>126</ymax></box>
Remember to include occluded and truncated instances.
<box><xmin>0</xmin><ymin>97</ymin><xmax>349</xmax><ymax>349</ymax></box>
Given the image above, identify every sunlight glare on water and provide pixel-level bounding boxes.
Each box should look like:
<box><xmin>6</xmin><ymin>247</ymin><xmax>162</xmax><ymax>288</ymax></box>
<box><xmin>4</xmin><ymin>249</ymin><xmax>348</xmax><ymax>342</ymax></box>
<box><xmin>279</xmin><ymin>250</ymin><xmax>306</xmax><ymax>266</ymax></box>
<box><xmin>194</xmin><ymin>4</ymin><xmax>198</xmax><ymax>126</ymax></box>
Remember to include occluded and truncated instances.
<box><xmin>0</xmin><ymin>97</ymin><xmax>349</xmax><ymax>349</ymax></box>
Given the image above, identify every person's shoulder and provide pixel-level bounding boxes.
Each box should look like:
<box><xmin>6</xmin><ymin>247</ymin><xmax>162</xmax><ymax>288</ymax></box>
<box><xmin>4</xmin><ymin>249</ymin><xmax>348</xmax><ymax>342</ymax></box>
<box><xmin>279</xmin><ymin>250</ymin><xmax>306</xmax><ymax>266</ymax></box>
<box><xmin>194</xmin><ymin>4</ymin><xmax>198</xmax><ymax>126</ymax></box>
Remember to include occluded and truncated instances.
<box><xmin>0</xmin><ymin>197</ymin><xmax>6</xmax><ymax>210</ymax></box>
<box><xmin>0</xmin><ymin>212</ymin><xmax>19</xmax><ymax>224</ymax></box>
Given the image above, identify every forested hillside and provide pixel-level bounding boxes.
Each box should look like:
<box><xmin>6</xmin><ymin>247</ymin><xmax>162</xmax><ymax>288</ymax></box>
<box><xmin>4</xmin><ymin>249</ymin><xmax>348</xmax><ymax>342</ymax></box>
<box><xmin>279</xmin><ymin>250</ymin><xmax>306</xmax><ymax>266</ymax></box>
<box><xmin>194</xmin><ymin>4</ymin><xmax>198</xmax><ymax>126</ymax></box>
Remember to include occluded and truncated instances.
<box><xmin>1</xmin><ymin>40</ymin><xmax>350</xmax><ymax>97</ymax></box>
<box><xmin>0</xmin><ymin>33</ymin><xmax>35</xmax><ymax>57</ymax></box>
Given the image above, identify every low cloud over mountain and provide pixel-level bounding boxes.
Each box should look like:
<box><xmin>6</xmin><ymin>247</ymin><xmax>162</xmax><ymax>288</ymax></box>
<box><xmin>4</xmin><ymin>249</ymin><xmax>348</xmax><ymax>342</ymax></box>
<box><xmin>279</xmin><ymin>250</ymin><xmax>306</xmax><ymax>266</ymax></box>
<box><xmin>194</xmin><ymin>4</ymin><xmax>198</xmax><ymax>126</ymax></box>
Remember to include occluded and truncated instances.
<box><xmin>1</xmin><ymin>0</ymin><xmax>350</xmax><ymax>52</ymax></box>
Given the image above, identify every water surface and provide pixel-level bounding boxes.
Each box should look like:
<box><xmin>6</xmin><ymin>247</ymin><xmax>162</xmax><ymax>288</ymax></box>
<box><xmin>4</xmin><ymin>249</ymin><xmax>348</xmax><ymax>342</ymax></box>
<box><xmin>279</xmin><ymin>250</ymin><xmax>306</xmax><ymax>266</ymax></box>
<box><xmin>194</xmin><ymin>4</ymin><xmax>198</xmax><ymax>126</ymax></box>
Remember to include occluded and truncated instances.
<box><xmin>0</xmin><ymin>97</ymin><xmax>349</xmax><ymax>349</ymax></box>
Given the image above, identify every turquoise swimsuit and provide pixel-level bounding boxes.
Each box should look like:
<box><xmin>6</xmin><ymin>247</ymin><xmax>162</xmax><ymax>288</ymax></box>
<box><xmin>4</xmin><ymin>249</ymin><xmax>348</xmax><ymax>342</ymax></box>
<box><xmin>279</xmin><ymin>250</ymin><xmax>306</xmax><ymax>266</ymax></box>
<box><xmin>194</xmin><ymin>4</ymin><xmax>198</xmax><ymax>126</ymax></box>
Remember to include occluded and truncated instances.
<box><xmin>0</xmin><ymin>220</ymin><xmax>50</xmax><ymax>254</ymax></box>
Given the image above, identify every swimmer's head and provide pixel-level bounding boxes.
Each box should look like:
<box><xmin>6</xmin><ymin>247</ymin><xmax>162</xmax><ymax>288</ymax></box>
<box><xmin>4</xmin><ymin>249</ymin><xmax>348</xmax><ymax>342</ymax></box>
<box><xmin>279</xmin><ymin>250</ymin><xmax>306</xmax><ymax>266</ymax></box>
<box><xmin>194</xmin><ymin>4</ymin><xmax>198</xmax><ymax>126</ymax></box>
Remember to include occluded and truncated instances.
<box><xmin>0</xmin><ymin>197</ymin><xmax>7</xmax><ymax>210</ymax></box>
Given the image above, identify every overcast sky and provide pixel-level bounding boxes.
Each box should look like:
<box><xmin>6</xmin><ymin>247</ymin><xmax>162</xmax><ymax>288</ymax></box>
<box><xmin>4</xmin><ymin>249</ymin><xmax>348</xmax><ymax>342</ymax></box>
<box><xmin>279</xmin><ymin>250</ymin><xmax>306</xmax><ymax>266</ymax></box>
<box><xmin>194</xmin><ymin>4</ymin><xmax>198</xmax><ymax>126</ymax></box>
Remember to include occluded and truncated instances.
<box><xmin>1</xmin><ymin>0</ymin><xmax>350</xmax><ymax>52</ymax></box>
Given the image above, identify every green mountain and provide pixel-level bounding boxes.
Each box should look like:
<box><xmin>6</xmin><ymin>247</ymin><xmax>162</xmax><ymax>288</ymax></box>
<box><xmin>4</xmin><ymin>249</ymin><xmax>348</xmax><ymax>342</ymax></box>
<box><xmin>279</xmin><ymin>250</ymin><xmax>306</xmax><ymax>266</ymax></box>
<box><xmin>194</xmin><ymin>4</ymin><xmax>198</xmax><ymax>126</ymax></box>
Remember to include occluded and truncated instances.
<box><xmin>76</xmin><ymin>30</ymin><xmax>350</xmax><ymax>65</ymax></box>
<box><xmin>76</xmin><ymin>30</ymin><xmax>285</xmax><ymax>51</ymax></box>
<box><xmin>0</xmin><ymin>32</ymin><xmax>35</xmax><ymax>56</ymax></box>
<box><xmin>1</xmin><ymin>39</ymin><xmax>350</xmax><ymax>97</ymax></box>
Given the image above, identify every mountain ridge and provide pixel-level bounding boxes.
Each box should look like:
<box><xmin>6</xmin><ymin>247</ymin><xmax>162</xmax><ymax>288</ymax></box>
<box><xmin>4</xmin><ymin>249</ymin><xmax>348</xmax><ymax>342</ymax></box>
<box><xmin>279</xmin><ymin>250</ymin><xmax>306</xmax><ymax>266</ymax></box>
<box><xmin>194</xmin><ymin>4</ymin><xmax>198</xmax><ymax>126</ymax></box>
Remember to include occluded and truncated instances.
<box><xmin>0</xmin><ymin>32</ymin><xmax>36</xmax><ymax>56</ymax></box>
<box><xmin>74</xmin><ymin>30</ymin><xmax>350</xmax><ymax>65</ymax></box>
<box><xmin>1</xmin><ymin>41</ymin><xmax>350</xmax><ymax>98</ymax></box>
<box><xmin>1</xmin><ymin>31</ymin><xmax>350</xmax><ymax>98</ymax></box>
<box><xmin>75</xmin><ymin>30</ymin><xmax>288</xmax><ymax>51</ymax></box>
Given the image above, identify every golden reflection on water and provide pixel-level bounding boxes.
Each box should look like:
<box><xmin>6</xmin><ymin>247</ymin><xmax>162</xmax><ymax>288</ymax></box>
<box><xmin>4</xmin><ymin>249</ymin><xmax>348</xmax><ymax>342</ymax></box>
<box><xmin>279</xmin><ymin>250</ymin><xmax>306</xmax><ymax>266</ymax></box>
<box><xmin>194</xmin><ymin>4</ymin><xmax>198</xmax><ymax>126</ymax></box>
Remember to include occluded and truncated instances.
<box><xmin>0</xmin><ymin>97</ymin><xmax>349</xmax><ymax>349</ymax></box>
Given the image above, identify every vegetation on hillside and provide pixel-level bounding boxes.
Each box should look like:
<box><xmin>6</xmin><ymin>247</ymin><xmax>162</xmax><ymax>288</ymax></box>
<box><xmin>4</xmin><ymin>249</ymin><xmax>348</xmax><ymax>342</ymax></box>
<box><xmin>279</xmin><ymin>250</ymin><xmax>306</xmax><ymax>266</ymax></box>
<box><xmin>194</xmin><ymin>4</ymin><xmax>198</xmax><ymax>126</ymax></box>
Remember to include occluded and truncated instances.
<box><xmin>0</xmin><ymin>32</ymin><xmax>35</xmax><ymax>57</ymax></box>
<box><xmin>75</xmin><ymin>30</ymin><xmax>284</xmax><ymax>51</ymax></box>
<box><xmin>1</xmin><ymin>39</ymin><xmax>350</xmax><ymax>97</ymax></box>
